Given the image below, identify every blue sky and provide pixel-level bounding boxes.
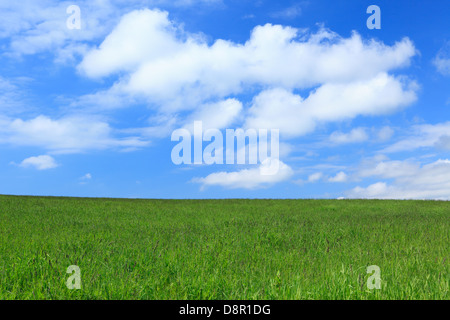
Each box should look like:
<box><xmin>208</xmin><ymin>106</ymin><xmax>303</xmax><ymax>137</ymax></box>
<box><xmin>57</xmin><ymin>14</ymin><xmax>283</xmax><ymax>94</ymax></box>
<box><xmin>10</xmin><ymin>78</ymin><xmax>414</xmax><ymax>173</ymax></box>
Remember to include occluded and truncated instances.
<box><xmin>0</xmin><ymin>0</ymin><xmax>449</xmax><ymax>199</ymax></box>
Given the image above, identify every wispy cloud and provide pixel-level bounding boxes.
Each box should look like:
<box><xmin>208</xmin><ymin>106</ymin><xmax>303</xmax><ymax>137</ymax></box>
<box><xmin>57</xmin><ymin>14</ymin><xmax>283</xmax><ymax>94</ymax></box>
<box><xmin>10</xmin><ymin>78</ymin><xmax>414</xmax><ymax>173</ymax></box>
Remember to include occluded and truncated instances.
<box><xmin>270</xmin><ymin>4</ymin><xmax>303</xmax><ymax>19</ymax></box>
<box><xmin>383</xmin><ymin>122</ymin><xmax>450</xmax><ymax>153</ymax></box>
<box><xmin>329</xmin><ymin>128</ymin><xmax>368</xmax><ymax>144</ymax></box>
<box><xmin>0</xmin><ymin>115</ymin><xmax>149</xmax><ymax>154</ymax></box>
<box><xmin>433</xmin><ymin>42</ymin><xmax>450</xmax><ymax>75</ymax></box>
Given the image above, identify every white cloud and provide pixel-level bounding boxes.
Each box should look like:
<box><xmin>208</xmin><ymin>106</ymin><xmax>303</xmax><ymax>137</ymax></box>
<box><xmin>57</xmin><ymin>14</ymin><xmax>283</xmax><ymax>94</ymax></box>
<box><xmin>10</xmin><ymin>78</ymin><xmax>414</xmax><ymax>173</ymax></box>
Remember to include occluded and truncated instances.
<box><xmin>0</xmin><ymin>77</ymin><xmax>17</xmax><ymax>95</ymax></box>
<box><xmin>436</xmin><ymin>135</ymin><xmax>450</xmax><ymax>150</ymax></box>
<box><xmin>162</xmin><ymin>0</ymin><xmax>222</xmax><ymax>6</ymax></box>
<box><xmin>78</xmin><ymin>8</ymin><xmax>417</xmax><ymax>119</ymax></box>
<box><xmin>69</xmin><ymin>8</ymin><xmax>420</xmax><ymax>152</ymax></box>
<box><xmin>0</xmin><ymin>115</ymin><xmax>148</xmax><ymax>154</ymax></box>
<box><xmin>245</xmin><ymin>74</ymin><xmax>416</xmax><ymax>138</ymax></box>
<box><xmin>349</xmin><ymin>182</ymin><xmax>389</xmax><ymax>199</ymax></box>
<box><xmin>308</xmin><ymin>172</ymin><xmax>323</xmax><ymax>183</ymax></box>
<box><xmin>193</xmin><ymin>159</ymin><xmax>293</xmax><ymax>189</ymax></box>
<box><xmin>78</xmin><ymin>9</ymin><xmax>180</xmax><ymax>78</ymax></box>
<box><xmin>383</xmin><ymin>122</ymin><xmax>450</xmax><ymax>153</ymax></box>
<box><xmin>270</xmin><ymin>4</ymin><xmax>302</xmax><ymax>19</ymax></box>
<box><xmin>348</xmin><ymin>159</ymin><xmax>450</xmax><ymax>200</ymax></box>
<box><xmin>80</xmin><ymin>173</ymin><xmax>92</xmax><ymax>180</ymax></box>
<box><xmin>328</xmin><ymin>171</ymin><xmax>348</xmax><ymax>182</ymax></box>
<box><xmin>358</xmin><ymin>159</ymin><xmax>419</xmax><ymax>179</ymax></box>
<box><xmin>1</xmin><ymin>7</ymin><xmax>421</xmax><ymax>165</ymax></box>
<box><xmin>2</xmin><ymin>1</ymin><xmax>221</xmax><ymax>59</ymax></box>
<box><xmin>433</xmin><ymin>57</ymin><xmax>450</xmax><ymax>75</ymax></box>
<box><xmin>18</xmin><ymin>155</ymin><xmax>58</xmax><ymax>170</ymax></box>
<box><xmin>376</xmin><ymin>126</ymin><xmax>394</xmax><ymax>142</ymax></box>
<box><xmin>122</xmin><ymin>114</ymin><xmax>179</xmax><ymax>139</ymax></box>
<box><xmin>329</xmin><ymin>128</ymin><xmax>368</xmax><ymax>144</ymax></box>
<box><xmin>185</xmin><ymin>98</ymin><xmax>243</xmax><ymax>130</ymax></box>
<box><xmin>0</xmin><ymin>77</ymin><xmax>33</xmax><ymax>115</ymax></box>
<box><xmin>326</xmin><ymin>126</ymin><xmax>393</xmax><ymax>146</ymax></box>
<box><xmin>244</xmin><ymin>88</ymin><xmax>315</xmax><ymax>137</ymax></box>
<box><xmin>2</xmin><ymin>0</ymin><xmax>115</xmax><ymax>59</ymax></box>
<box><xmin>433</xmin><ymin>43</ymin><xmax>450</xmax><ymax>76</ymax></box>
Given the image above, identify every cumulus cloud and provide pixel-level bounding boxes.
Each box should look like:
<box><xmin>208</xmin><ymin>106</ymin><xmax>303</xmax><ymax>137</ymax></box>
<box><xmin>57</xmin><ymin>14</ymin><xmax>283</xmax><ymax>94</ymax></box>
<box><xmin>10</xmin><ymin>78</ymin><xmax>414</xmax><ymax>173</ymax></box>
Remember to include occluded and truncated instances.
<box><xmin>78</xmin><ymin>9</ymin><xmax>179</xmax><ymax>78</ymax></box>
<box><xmin>245</xmin><ymin>74</ymin><xmax>416</xmax><ymax>138</ymax></box>
<box><xmin>192</xmin><ymin>159</ymin><xmax>293</xmax><ymax>189</ymax></box>
<box><xmin>329</xmin><ymin>128</ymin><xmax>368</xmax><ymax>144</ymax></box>
<box><xmin>0</xmin><ymin>6</ymin><xmax>423</xmax><ymax>193</ymax></box>
<box><xmin>80</xmin><ymin>10</ymin><xmax>416</xmax><ymax>85</ymax></box>
<box><xmin>328</xmin><ymin>171</ymin><xmax>348</xmax><ymax>182</ymax></box>
<box><xmin>18</xmin><ymin>155</ymin><xmax>58</xmax><ymax>170</ymax></box>
<box><xmin>348</xmin><ymin>159</ymin><xmax>450</xmax><ymax>200</ymax></box>
<box><xmin>77</xmin><ymin>8</ymin><xmax>417</xmax><ymax>124</ymax></box>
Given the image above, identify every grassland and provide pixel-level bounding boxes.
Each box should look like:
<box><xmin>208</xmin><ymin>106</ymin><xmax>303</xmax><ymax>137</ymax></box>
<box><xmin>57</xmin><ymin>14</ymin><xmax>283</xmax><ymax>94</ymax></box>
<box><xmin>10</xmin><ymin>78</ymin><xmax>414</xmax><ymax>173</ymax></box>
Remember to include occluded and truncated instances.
<box><xmin>0</xmin><ymin>195</ymin><xmax>448</xmax><ymax>300</ymax></box>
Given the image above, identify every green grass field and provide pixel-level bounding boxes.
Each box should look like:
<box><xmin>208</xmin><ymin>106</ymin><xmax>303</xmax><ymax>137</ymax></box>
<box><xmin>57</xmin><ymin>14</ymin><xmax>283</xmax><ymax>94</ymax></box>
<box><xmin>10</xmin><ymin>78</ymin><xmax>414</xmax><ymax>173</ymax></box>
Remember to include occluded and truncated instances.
<box><xmin>0</xmin><ymin>195</ymin><xmax>448</xmax><ymax>300</ymax></box>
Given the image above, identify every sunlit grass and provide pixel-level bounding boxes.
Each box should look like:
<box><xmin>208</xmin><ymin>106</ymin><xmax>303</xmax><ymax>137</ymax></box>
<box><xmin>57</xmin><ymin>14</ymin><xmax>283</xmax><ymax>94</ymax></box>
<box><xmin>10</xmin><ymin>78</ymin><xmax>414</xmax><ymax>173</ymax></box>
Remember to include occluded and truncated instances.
<box><xmin>0</xmin><ymin>196</ymin><xmax>448</xmax><ymax>299</ymax></box>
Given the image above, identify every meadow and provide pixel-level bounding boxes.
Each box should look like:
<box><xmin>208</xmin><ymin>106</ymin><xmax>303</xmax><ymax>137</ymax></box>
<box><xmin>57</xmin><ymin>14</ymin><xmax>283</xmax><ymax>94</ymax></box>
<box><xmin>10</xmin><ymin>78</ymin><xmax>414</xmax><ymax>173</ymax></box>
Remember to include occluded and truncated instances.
<box><xmin>0</xmin><ymin>195</ymin><xmax>448</xmax><ymax>300</ymax></box>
